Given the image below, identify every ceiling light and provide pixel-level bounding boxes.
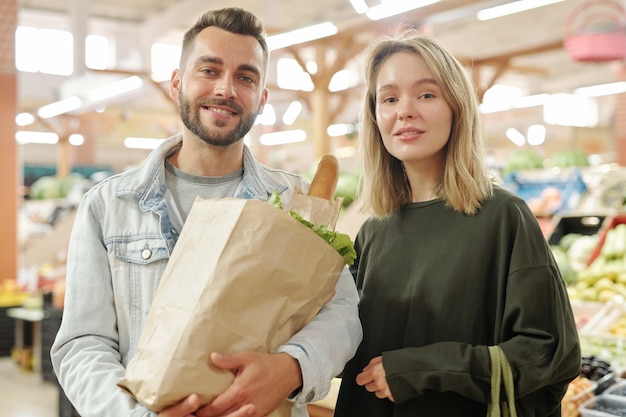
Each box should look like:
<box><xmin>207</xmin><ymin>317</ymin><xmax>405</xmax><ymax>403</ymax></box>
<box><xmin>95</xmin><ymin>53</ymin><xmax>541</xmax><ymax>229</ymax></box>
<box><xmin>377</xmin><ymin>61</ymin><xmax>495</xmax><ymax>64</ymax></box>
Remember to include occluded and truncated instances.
<box><xmin>574</xmin><ymin>81</ymin><xmax>626</xmax><ymax>97</ymax></box>
<box><xmin>255</xmin><ymin>104</ymin><xmax>276</xmax><ymax>126</ymax></box>
<box><xmin>69</xmin><ymin>134</ymin><xmax>85</xmax><ymax>146</ymax></box>
<box><xmin>477</xmin><ymin>0</ymin><xmax>564</xmax><ymax>21</ymax></box>
<box><xmin>37</xmin><ymin>96</ymin><xmax>82</xmax><ymax>119</ymax></box>
<box><xmin>276</xmin><ymin>58</ymin><xmax>314</xmax><ymax>91</ymax></box>
<box><xmin>267</xmin><ymin>22</ymin><xmax>338</xmax><ymax>51</ymax></box>
<box><xmin>86</xmin><ymin>76</ymin><xmax>143</xmax><ymax>101</ymax></box>
<box><xmin>349</xmin><ymin>0</ymin><xmax>369</xmax><ymax>14</ymax></box>
<box><xmin>259</xmin><ymin>130</ymin><xmax>307</xmax><ymax>146</ymax></box>
<box><xmin>505</xmin><ymin>128</ymin><xmax>526</xmax><ymax>146</ymax></box>
<box><xmin>543</xmin><ymin>93</ymin><xmax>598</xmax><ymax>127</ymax></box>
<box><xmin>15</xmin><ymin>131</ymin><xmax>59</xmax><ymax>145</ymax></box>
<box><xmin>327</xmin><ymin>123</ymin><xmax>355</xmax><ymax>137</ymax></box>
<box><xmin>124</xmin><ymin>137</ymin><xmax>166</xmax><ymax>149</ymax></box>
<box><xmin>479</xmin><ymin>93</ymin><xmax>548</xmax><ymax>113</ymax></box>
<box><xmin>282</xmin><ymin>101</ymin><xmax>303</xmax><ymax>126</ymax></box>
<box><xmin>335</xmin><ymin>146</ymin><xmax>357</xmax><ymax>158</ymax></box>
<box><xmin>526</xmin><ymin>124</ymin><xmax>545</xmax><ymax>146</ymax></box>
<box><xmin>329</xmin><ymin>69</ymin><xmax>353</xmax><ymax>92</ymax></box>
<box><xmin>15</xmin><ymin>112</ymin><xmax>35</xmax><ymax>126</ymax></box>
<box><xmin>366</xmin><ymin>0</ymin><xmax>441</xmax><ymax>21</ymax></box>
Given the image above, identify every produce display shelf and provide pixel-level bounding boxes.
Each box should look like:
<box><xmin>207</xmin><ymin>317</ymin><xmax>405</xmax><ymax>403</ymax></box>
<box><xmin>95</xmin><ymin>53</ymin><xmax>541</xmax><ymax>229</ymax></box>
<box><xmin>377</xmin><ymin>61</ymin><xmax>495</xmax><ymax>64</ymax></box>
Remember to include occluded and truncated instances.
<box><xmin>548</xmin><ymin>214</ymin><xmax>609</xmax><ymax>246</ymax></box>
<box><xmin>577</xmin><ymin>298</ymin><xmax>626</xmax><ymax>369</ymax></box>
<box><xmin>588</xmin><ymin>214</ymin><xmax>626</xmax><ymax>265</ymax></box>
<box><xmin>580</xmin><ymin>394</ymin><xmax>626</xmax><ymax>417</ymax></box>
<box><xmin>503</xmin><ymin>169</ymin><xmax>588</xmax><ymax>214</ymax></box>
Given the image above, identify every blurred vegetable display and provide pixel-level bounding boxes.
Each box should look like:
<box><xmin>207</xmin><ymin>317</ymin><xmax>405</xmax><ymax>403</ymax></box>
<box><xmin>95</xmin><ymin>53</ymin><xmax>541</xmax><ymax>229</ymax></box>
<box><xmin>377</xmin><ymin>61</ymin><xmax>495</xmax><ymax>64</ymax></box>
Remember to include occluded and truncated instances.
<box><xmin>567</xmin><ymin>222</ymin><xmax>626</xmax><ymax>303</ymax></box>
<box><xmin>29</xmin><ymin>173</ymin><xmax>86</xmax><ymax>200</ymax></box>
<box><xmin>502</xmin><ymin>148</ymin><xmax>544</xmax><ymax>176</ymax></box>
<box><xmin>334</xmin><ymin>171</ymin><xmax>360</xmax><ymax>209</ymax></box>
<box><xmin>547</xmin><ymin>149</ymin><xmax>590</xmax><ymax>169</ymax></box>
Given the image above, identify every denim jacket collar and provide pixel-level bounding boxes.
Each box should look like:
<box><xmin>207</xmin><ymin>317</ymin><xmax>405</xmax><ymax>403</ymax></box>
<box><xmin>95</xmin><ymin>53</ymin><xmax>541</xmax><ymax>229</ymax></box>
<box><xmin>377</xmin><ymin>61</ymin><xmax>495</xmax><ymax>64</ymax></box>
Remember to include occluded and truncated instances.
<box><xmin>115</xmin><ymin>135</ymin><xmax>290</xmax><ymax>210</ymax></box>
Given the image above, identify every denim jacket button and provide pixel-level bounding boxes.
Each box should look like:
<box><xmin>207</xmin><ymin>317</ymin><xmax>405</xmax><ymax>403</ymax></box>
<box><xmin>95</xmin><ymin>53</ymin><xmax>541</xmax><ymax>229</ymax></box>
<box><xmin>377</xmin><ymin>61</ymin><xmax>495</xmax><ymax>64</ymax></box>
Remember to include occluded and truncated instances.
<box><xmin>141</xmin><ymin>249</ymin><xmax>152</xmax><ymax>260</ymax></box>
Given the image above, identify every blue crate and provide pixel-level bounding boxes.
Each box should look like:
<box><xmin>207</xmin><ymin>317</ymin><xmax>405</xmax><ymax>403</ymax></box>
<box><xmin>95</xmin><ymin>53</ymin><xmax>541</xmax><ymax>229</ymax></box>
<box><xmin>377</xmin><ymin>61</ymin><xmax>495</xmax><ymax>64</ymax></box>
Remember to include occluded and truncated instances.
<box><xmin>503</xmin><ymin>169</ymin><xmax>588</xmax><ymax>214</ymax></box>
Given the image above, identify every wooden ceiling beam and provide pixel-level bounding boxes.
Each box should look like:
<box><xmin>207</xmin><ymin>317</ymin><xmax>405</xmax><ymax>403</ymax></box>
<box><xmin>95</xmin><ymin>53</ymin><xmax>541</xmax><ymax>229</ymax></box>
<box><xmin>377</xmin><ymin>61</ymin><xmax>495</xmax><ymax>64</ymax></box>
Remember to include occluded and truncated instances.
<box><xmin>458</xmin><ymin>39</ymin><xmax>564</xmax><ymax>101</ymax></box>
<box><xmin>460</xmin><ymin>40</ymin><xmax>564</xmax><ymax>66</ymax></box>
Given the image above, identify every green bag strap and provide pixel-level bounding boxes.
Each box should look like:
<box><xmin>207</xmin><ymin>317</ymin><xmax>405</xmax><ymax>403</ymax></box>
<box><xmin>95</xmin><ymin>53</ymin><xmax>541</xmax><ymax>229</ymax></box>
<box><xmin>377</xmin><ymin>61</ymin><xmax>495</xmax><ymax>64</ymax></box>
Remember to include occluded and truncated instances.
<box><xmin>487</xmin><ymin>346</ymin><xmax>502</xmax><ymax>417</ymax></box>
<box><xmin>487</xmin><ymin>346</ymin><xmax>518</xmax><ymax>417</ymax></box>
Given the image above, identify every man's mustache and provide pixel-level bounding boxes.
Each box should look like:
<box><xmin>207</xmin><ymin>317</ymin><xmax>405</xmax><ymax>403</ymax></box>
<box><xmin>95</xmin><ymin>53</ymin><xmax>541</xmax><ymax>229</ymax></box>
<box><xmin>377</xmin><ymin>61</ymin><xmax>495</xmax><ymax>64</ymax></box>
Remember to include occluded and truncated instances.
<box><xmin>197</xmin><ymin>98</ymin><xmax>243</xmax><ymax>114</ymax></box>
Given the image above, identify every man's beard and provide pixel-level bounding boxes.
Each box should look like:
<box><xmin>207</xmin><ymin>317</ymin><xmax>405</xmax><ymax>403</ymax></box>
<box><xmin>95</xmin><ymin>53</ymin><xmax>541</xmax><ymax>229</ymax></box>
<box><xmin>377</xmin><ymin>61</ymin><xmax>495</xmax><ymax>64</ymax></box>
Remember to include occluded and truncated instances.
<box><xmin>178</xmin><ymin>91</ymin><xmax>258</xmax><ymax>147</ymax></box>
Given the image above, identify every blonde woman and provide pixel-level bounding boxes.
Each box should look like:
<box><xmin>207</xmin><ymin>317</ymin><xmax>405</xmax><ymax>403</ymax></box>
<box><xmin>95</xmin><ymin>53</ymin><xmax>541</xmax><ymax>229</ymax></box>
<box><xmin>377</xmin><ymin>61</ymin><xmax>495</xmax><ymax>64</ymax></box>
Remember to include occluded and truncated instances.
<box><xmin>333</xmin><ymin>32</ymin><xmax>580</xmax><ymax>417</ymax></box>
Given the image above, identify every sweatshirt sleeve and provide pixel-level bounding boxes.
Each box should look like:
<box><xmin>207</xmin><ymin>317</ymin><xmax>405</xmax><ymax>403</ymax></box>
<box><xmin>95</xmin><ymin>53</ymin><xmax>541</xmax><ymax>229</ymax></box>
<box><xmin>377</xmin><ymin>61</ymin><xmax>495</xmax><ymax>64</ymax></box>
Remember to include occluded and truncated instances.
<box><xmin>383</xmin><ymin>263</ymin><xmax>581</xmax><ymax>406</ymax></box>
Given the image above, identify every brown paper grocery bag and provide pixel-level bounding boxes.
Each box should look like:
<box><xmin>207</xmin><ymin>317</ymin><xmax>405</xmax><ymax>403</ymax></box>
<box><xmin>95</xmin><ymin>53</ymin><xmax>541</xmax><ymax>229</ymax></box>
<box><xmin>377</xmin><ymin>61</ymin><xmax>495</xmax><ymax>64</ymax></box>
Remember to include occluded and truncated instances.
<box><xmin>118</xmin><ymin>197</ymin><xmax>345</xmax><ymax>415</ymax></box>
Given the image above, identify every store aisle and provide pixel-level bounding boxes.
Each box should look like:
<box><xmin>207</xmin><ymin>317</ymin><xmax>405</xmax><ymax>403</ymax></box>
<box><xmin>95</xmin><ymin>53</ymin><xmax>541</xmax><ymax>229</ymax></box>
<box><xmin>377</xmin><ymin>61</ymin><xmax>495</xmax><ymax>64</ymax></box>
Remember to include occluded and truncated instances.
<box><xmin>0</xmin><ymin>357</ymin><xmax>57</xmax><ymax>417</ymax></box>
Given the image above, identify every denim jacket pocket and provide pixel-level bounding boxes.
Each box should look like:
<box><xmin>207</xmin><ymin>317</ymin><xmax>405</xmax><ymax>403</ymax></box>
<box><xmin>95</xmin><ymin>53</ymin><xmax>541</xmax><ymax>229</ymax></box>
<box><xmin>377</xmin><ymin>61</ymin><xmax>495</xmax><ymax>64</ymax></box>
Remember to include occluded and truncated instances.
<box><xmin>113</xmin><ymin>237</ymin><xmax>170</xmax><ymax>265</ymax></box>
<box><xmin>111</xmin><ymin>236</ymin><xmax>170</xmax><ymax>360</ymax></box>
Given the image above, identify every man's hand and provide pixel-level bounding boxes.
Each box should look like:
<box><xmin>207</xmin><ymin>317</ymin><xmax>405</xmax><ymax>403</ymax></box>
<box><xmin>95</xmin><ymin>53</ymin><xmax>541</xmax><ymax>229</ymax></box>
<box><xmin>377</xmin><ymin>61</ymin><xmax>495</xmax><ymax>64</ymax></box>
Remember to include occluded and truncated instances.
<box><xmin>158</xmin><ymin>393</ymin><xmax>201</xmax><ymax>417</ymax></box>
<box><xmin>355</xmin><ymin>356</ymin><xmax>394</xmax><ymax>402</ymax></box>
<box><xmin>195</xmin><ymin>351</ymin><xmax>303</xmax><ymax>417</ymax></box>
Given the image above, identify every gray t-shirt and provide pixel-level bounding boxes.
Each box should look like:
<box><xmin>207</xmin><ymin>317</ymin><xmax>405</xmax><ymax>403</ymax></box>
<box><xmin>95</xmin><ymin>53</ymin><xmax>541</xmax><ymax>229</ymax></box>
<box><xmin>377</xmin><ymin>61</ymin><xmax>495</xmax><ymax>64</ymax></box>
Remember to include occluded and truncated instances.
<box><xmin>164</xmin><ymin>159</ymin><xmax>243</xmax><ymax>221</ymax></box>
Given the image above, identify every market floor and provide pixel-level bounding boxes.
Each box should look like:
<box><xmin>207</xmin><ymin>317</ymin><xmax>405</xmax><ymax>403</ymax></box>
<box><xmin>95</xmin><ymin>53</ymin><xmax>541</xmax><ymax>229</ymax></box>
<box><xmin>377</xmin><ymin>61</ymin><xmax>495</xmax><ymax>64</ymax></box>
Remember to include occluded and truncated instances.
<box><xmin>0</xmin><ymin>357</ymin><xmax>57</xmax><ymax>417</ymax></box>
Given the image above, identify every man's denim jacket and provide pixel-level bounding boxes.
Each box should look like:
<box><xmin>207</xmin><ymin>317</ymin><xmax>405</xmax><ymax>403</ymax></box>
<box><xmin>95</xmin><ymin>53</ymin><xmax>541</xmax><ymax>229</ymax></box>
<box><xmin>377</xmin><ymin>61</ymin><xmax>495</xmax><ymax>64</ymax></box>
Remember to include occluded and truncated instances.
<box><xmin>51</xmin><ymin>136</ymin><xmax>362</xmax><ymax>417</ymax></box>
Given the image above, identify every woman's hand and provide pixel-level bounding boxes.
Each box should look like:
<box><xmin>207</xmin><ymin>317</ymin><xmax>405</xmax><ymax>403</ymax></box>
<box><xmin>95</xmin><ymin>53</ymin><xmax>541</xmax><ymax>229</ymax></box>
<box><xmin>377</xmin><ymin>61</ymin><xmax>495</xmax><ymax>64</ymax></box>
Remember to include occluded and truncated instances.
<box><xmin>355</xmin><ymin>356</ymin><xmax>394</xmax><ymax>402</ymax></box>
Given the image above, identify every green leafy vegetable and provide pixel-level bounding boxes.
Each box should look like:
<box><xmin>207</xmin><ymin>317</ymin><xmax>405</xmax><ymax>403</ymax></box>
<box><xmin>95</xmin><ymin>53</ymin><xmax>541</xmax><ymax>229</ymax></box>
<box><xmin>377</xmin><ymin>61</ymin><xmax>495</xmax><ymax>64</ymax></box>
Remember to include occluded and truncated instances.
<box><xmin>268</xmin><ymin>191</ymin><xmax>357</xmax><ymax>265</ymax></box>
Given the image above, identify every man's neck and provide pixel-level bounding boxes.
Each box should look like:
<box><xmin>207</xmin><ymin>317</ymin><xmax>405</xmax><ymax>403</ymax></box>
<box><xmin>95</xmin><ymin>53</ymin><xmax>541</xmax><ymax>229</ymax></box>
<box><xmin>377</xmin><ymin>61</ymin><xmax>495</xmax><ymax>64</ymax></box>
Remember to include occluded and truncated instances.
<box><xmin>168</xmin><ymin>135</ymin><xmax>244</xmax><ymax>177</ymax></box>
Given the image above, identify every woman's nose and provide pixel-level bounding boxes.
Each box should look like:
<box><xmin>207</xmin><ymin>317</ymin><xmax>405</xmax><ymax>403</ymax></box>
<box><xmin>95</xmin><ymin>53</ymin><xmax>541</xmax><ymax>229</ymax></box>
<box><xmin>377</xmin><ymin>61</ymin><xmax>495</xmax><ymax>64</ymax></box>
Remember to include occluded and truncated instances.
<box><xmin>397</xmin><ymin>103</ymin><xmax>416</xmax><ymax>119</ymax></box>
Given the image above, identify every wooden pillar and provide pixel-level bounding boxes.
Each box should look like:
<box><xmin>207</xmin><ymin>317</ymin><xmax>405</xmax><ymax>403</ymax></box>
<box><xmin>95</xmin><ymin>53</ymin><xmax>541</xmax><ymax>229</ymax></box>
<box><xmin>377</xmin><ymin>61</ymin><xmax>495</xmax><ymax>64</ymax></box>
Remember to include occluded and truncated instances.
<box><xmin>312</xmin><ymin>82</ymin><xmax>332</xmax><ymax>157</ymax></box>
<box><xmin>286</xmin><ymin>38</ymin><xmax>364</xmax><ymax>159</ymax></box>
<box><xmin>612</xmin><ymin>63</ymin><xmax>626</xmax><ymax>166</ymax></box>
<box><xmin>615</xmin><ymin>94</ymin><xmax>626</xmax><ymax>166</ymax></box>
<box><xmin>57</xmin><ymin>135</ymin><xmax>71</xmax><ymax>179</ymax></box>
<box><xmin>0</xmin><ymin>0</ymin><xmax>19</xmax><ymax>282</ymax></box>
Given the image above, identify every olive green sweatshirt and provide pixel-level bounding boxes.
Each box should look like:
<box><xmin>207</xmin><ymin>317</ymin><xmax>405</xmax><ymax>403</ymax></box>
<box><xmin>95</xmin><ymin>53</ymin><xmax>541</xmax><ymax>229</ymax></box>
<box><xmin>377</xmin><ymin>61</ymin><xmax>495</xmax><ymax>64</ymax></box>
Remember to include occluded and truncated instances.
<box><xmin>334</xmin><ymin>186</ymin><xmax>580</xmax><ymax>417</ymax></box>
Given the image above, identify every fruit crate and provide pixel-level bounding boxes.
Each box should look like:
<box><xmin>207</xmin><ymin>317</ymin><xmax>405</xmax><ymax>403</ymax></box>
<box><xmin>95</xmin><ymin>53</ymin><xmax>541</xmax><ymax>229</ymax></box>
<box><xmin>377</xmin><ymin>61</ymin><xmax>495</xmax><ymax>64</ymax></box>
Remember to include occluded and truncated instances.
<box><xmin>580</xmin><ymin>394</ymin><xmax>626</xmax><ymax>417</ymax></box>
<box><xmin>572</xmin><ymin>300</ymin><xmax>608</xmax><ymax>331</ymax></box>
<box><xmin>578</xmin><ymin>300</ymin><xmax>626</xmax><ymax>369</ymax></box>
<box><xmin>548</xmin><ymin>214</ymin><xmax>608</xmax><ymax>246</ymax></box>
<box><xmin>580</xmin><ymin>298</ymin><xmax>626</xmax><ymax>338</ymax></box>
<box><xmin>588</xmin><ymin>214</ymin><xmax>626</xmax><ymax>265</ymax></box>
<box><xmin>503</xmin><ymin>169</ymin><xmax>588</xmax><ymax>215</ymax></box>
<box><xmin>563</xmin><ymin>377</ymin><xmax>597</xmax><ymax>417</ymax></box>
<box><xmin>604</xmin><ymin>379</ymin><xmax>626</xmax><ymax>401</ymax></box>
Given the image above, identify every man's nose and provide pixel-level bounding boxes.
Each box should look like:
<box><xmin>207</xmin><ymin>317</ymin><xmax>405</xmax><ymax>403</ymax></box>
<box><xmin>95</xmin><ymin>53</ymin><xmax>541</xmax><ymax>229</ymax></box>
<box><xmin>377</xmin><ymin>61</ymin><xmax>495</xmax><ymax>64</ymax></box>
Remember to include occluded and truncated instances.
<box><xmin>214</xmin><ymin>76</ymin><xmax>236</xmax><ymax>98</ymax></box>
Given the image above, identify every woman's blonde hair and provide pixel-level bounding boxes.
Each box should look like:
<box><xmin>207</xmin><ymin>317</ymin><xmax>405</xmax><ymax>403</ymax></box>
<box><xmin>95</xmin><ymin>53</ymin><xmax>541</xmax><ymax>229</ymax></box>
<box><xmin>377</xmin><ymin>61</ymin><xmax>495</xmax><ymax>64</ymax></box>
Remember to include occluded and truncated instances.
<box><xmin>358</xmin><ymin>31</ymin><xmax>495</xmax><ymax>218</ymax></box>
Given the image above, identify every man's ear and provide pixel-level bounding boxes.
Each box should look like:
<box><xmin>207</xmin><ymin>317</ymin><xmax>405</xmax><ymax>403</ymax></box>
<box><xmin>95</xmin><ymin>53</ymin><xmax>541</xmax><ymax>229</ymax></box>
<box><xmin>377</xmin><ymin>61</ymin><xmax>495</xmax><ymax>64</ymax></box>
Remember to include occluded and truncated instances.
<box><xmin>169</xmin><ymin>69</ymin><xmax>181</xmax><ymax>102</ymax></box>
<box><xmin>257</xmin><ymin>87</ymin><xmax>269</xmax><ymax>115</ymax></box>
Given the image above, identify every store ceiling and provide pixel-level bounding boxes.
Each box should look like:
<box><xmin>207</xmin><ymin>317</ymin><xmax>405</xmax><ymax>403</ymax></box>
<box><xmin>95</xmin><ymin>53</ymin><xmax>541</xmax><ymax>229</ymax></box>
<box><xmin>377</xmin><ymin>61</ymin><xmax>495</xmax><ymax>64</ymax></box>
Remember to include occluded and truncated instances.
<box><xmin>17</xmin><ymin>0</ymin><xmax>621</xmax><ymax>94</ymax></box>
<box><xmin>15</xmin><ymin>0</ymin><xmax>625</xmax><ymax>170</ymax></box>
